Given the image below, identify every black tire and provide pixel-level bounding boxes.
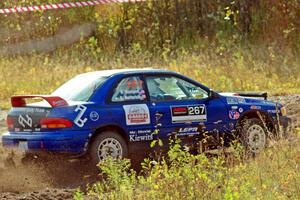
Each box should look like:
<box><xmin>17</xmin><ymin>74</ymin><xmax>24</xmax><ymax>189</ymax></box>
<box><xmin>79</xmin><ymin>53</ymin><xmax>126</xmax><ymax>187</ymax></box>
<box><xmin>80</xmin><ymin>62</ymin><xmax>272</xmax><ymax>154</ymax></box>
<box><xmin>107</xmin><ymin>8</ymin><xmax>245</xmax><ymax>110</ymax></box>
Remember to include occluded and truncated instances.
<box><xmin>90</xmin><ymin>131</ymin><xmax>128</xmax><ymax>166</ymax></box>
<box><xmin>240</xmin><ymin>118</ymin><xmax>268</xmax><ymax>155</ymax></box>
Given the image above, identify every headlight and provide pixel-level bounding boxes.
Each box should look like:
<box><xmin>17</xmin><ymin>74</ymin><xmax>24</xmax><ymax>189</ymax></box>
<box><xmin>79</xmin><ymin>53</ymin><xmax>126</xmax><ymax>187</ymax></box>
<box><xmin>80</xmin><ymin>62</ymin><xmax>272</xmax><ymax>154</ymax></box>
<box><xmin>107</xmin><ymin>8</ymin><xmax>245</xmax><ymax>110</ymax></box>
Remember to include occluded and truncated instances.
<box><xmin>280</xmin><ymin>106</ymin><xmax>287</xmax><ymax>116</ymax></box>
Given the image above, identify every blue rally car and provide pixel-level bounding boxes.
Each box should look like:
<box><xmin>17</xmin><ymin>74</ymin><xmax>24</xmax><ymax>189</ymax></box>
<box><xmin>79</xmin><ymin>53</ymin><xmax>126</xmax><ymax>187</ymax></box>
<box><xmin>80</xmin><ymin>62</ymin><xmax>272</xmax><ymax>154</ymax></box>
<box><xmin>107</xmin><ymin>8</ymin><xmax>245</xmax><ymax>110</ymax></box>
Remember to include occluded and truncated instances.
<box><xmin>2</xmin><ymin>69</ymin><xmax>290</xmax><ymax>164</ymax></box>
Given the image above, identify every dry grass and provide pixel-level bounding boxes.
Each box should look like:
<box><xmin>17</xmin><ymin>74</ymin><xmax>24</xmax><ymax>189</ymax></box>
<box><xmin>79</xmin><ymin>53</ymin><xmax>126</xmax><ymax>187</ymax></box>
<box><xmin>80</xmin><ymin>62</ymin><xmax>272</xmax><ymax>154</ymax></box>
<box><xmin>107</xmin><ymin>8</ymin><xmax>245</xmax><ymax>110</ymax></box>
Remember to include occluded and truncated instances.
<box><xmin>1</xmin><ymin>47</ymin><xmax>299</xmax><ymax>109</ymax></box>
<box><xmin>74</xmin><ymin>134</ymin><xmax>300</xmax><ymax>200</ymax></box>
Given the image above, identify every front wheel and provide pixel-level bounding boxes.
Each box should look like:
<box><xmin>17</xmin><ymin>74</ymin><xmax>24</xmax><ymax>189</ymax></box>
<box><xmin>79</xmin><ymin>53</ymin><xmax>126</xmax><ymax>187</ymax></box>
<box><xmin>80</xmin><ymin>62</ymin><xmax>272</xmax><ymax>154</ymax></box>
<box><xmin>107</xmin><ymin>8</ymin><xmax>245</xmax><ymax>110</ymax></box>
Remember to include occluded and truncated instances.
<box><xmin>90</xmin><ymin>131</ymin><xmax>128</xmax><ymax>166</ymax></box>
<box><xmin>240</xmin><ymin>118</ymin><xmax>268</xmax><ymax>154</ymax></box>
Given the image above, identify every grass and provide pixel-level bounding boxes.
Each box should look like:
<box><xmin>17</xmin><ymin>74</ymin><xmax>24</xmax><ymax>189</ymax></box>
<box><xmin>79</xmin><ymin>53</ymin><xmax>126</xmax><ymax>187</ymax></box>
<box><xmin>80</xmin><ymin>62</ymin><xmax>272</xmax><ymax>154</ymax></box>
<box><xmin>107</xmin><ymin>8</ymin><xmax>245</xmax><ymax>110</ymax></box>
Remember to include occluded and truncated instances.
<box><xmin>74</xmin><ymin>134</ymin><xmax>300</xmax><ymax>200</ymax></box>
<box><xmin>1</xmin><ymin>45</ymin><xmax>300</xmax><ymax>109</ymax></box>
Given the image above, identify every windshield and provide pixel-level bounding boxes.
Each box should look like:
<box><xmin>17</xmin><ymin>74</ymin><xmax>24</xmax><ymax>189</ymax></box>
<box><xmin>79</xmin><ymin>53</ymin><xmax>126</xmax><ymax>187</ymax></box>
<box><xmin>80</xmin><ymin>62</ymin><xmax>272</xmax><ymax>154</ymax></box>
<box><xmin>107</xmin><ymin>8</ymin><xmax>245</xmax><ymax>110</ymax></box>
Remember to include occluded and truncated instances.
<box><xmin>52</xmin><ymin>75</ymin><xmax>107</xmax><ymax>101</ymax></box>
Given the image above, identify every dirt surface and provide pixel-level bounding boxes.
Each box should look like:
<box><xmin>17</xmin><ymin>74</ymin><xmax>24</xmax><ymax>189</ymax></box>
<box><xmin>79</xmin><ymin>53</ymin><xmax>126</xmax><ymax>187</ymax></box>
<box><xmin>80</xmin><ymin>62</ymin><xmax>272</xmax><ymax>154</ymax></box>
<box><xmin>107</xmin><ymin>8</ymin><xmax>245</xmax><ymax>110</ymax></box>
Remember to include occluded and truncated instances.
<box><xmin>0</xmin><ymin>150</ymin><xmax>99</xmax><ymax>200</ymax></box>
<box><xmin>0</xmin><ymin>94</ymin><xmax>299</xmax><ymax>200</ymax></box>
<box><xmin>270</xmin><ymin>94</ymin><xmax>300</xmax><ymax>128</ymax></box>
<box><xmin>0</xmin><ymin>110</ymin><xmax>99</xmax><ymax>199</ymax></box>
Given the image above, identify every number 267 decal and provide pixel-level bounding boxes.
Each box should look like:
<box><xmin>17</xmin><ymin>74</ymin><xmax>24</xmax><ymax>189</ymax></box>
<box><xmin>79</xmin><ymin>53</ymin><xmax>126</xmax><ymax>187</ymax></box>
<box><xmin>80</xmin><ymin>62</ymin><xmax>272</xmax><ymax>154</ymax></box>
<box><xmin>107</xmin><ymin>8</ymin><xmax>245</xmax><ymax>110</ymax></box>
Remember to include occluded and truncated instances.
<box><xmin>171</xmin><ymin>105</ymin><xmax>207</xmax><ymax>123</ymax></box>
<box><xmin>188</xmin><ymin>105</ymin><xmax>206</xmax><ymax>115</ymax></box>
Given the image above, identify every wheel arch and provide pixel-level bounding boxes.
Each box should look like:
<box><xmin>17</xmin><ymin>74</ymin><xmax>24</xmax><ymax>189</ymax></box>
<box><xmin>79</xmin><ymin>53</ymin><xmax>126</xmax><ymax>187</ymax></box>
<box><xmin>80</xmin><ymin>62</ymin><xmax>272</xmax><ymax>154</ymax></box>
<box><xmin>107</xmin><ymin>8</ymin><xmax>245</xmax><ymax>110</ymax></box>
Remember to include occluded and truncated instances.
<box><xmin>88</xmin><ymin>124</ymin><xmax>129</xmax><ymax>151</ymax></box>
<box><xmin>236</xmin><ymin>110</ymin><xmax>276</xmax><ymax>132</ymax></box>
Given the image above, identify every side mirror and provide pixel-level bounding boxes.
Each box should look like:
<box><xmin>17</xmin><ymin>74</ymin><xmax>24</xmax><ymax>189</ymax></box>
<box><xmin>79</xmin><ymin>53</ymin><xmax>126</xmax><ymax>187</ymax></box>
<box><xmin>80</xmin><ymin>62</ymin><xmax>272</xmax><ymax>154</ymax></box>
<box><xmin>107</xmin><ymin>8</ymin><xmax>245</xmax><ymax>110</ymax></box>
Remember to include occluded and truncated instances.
<box><xmin>209</xmin><ymin>90</ymin><xmax>218</xmax><ymax>100</ymax></box>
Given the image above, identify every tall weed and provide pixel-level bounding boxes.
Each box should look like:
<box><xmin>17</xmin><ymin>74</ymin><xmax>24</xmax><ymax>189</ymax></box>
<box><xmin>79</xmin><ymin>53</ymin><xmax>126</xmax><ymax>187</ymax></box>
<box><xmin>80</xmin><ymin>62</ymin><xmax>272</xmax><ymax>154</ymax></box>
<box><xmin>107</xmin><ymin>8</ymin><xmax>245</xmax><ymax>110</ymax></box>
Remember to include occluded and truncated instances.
<box><xmin>76</xmin><ymin>136</ymin><xmax>300</xmax><ymax>199</ymax></box>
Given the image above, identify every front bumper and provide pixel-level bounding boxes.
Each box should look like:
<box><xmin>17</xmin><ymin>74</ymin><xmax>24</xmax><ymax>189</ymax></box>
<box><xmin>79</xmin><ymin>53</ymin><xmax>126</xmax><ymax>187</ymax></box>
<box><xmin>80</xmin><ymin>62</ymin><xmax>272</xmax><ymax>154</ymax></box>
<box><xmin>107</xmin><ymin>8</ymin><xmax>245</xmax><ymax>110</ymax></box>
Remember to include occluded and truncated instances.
<box><xmin>2</xmin><ymin>130</ymin><xmax>91</xmax><ymax>154</ymax></box>
<box><xmin>278</xmin><ymin>116</ymin><xmax>292</xmax><ymax>132</ymax></box>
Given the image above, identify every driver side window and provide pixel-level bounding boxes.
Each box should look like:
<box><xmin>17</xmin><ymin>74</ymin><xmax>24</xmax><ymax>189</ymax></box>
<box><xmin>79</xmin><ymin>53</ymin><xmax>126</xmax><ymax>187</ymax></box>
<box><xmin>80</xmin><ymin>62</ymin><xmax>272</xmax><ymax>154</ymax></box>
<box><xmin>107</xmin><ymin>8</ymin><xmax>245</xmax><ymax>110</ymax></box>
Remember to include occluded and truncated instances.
<box><xmin>145</xmin><ymin>76</ymin><xmax>208</xmax><ymax>101</ymax></box>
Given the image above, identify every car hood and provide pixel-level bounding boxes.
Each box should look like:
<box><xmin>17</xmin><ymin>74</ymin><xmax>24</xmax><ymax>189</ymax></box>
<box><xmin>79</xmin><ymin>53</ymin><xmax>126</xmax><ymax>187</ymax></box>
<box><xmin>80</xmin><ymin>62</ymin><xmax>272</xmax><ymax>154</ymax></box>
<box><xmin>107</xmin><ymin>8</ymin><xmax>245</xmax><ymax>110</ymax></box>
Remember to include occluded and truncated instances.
<box><xmin>219</xmin><ymin>92</ymin><xmax>280</xmax><ymax>107</ymax></box>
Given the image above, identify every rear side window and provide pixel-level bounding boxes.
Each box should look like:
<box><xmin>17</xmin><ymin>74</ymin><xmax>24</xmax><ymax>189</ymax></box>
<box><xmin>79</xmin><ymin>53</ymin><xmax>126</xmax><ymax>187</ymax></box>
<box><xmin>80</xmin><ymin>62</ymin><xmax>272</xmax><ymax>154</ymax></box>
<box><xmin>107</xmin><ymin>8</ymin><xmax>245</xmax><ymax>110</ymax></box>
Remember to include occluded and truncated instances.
<box><xmin>52</xmin><ymin>76</ymin><xmax>107</xmax><ymax>102</ymax></box>
<box><xmin>111</xmin><ymin>76</ymin><xmax>147</xmax><ymax>102</ymax></box>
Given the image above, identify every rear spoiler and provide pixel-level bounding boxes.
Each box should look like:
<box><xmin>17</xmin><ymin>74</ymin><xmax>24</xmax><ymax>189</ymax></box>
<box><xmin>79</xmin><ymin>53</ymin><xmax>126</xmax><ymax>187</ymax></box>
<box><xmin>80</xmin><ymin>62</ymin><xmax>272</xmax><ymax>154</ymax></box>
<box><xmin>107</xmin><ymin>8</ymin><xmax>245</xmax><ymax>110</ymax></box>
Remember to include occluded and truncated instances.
<box><xmin>11</xmin><ymin>95</ymin><xmax>68</xmax><ymax>107</ymax></box>
<box><xmin>235</xmin><ymin>92</ymin><xmax>268</xmax><ymax>100</ymax></box>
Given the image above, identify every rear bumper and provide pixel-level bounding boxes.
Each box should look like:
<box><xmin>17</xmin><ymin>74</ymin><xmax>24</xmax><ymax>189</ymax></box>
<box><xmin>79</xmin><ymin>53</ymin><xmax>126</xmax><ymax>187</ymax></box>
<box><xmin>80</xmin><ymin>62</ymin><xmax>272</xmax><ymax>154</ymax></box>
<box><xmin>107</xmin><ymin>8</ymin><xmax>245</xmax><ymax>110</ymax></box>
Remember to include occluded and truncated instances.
<box><xmin>2</xmin><ymin>130</ymin><xmax>91</xmax><ymax>154</ymax></box>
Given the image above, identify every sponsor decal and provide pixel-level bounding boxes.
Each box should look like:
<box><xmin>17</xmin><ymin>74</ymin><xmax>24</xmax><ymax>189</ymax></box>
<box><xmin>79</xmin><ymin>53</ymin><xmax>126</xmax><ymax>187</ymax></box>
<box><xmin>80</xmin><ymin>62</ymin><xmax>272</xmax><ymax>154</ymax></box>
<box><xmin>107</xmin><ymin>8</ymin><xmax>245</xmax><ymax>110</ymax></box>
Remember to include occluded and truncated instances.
<box><xmin>52</xmin><ymin>100</ymin><xmax>67</xmax><ymax>107</ymax></box>
<box><xmin>15</xmin><ymin>127</ymin><xmax>40</xmax><ymax>132</ymax></box>
<box><xmin>177</xmin><ymin>127</ymin><xmax>200</xmax><ymax>136</ymax></box>
<box><xmin>172</xmin><ymin>107</ymin><xmax>188</xmax><ymax>115</ymax></box>
<box><xmin>129</xmin><ymin>129</ymin><xmax>152</xmax><ymax>135</ymax></box>
<box><xmin>226</xmin><ymin>97</ymin><xmax>239</xmax><ymax>104</ymax></box>
<box><xmin>238</xmin><ymin>107</ymin><xmax>244</xmax><ymax>113</ymax></box>
<box><xmin>74</xmin><ymin>105</ymin><xmax>88</xmax><ymax>127</ymax></box>
<box><xmin>90</xmin><ymin>111</ymin><xmax>99</xmax><ymax>121</ymax></box>
<box><xmin>229</xmin><ymin>110</ymin><xmax>240</xmax><ymax>120</ymax></box>
<box><xmin>130</xmin><ymin>134</ymin><xmax>153</xmax><ymax>142</ymax></box>
<box><xmin>231</xmin><ymin>106</ymin><xmax>238</xmax><ymax>110</ymax></box>
<box><xmin>121</xmin><ymin>89</ymin><xmax>146</xmax><ymax>101</ymax></box>
<box><xmin>227</xmin><ymin>97</ymin><xmax>246</xmax><ymax>104</ymax></box>
<box><xmin>171</xmin><ymin>105</ymin><xmax>207</xmax><ymax>123</ymax></box>
<box><xmin>237</xmin><ymin>98</ymin><xmax>246</xmax><ymax>104</ymax></box>
<box><xmin>18</xmin><ymin>114</ymin><xmax>33</xmax><ymax>128</ymax></box>
<box><xmin>250</xmin><ymin>105</ymin><xmax>261</xmax><ymax>110</ymax></box>
<box><xmin>22</xmin><ymin>108</ymin><xmax>49</xmax><ymax>113</ymax></box>
<box><xmin>213</xmin><ymin>120</ymin><xmax>222</xmax><ymax>124</ymax></box>
<box><xmin>120</xmin><ymin>80</ymin><xmax>146</xmax><ymax>100</ymax></box>
<box><xmin>123</xmin><ymin>104</ymin><xmax>150</xmax><ymax>125</ymax></box>
<box><xmin>126</xmin><ymin>80</ymin><xmax>144</xmax><ymax>89</ymax></box>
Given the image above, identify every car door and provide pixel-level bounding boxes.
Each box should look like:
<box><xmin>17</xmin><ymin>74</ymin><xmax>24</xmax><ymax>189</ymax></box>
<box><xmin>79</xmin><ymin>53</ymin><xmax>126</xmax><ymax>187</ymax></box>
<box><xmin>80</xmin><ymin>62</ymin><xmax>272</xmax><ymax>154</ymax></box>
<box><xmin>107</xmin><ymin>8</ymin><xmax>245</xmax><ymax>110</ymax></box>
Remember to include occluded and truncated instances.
<box><xmin>108</xmin><ymin>75</ymin><xmax>154</xmax><ymax>143</ymax></box>
<box><xmin>145</xmin><ymin>74</ymin><xmax>228</xmax><ymax>143</ymax></box>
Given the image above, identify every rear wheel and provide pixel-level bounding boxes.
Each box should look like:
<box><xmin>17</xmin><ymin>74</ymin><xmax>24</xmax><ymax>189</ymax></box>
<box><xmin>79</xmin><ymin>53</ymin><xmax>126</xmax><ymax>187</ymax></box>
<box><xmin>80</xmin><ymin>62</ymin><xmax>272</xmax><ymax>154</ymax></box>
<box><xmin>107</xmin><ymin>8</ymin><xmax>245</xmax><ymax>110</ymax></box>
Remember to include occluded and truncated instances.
<box><xmin>90</xmin><ymin>131</ymin><xmax>128</xmax><ymax>166</ymax></box>
<box><xmin>241</xmin><ymin>118</ymin><xmax>268</xmax><ymax>154</ymax></box>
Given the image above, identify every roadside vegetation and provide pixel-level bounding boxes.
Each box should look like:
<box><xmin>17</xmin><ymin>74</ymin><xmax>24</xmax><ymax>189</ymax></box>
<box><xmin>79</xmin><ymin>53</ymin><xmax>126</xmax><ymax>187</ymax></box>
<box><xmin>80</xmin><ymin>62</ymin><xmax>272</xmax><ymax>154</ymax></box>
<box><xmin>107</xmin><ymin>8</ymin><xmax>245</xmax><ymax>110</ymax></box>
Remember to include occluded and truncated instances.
<box><xmin>74</xmin><ymin>132</ymin><xmax>300</xmax><ymax>200</ymax></box>
<box><xmin>1</xmin><ymin>46</ymin><xmax>300</xmax><ymax>109</ymax></box>
<box><xmin>1</xmin><ymin>0</ymin><xmax>300</xmax><ymax>108</ymax></box>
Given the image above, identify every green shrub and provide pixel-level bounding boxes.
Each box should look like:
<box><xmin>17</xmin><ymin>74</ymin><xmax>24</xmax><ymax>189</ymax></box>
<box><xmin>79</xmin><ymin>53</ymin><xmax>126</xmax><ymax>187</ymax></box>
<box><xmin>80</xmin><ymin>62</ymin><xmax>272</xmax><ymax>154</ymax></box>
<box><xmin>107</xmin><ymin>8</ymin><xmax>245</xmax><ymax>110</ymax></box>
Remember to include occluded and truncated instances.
<box><xmin>75</xmin><ymin>136</ymin><xmax>300</xmax><ymax>200</ymax></box>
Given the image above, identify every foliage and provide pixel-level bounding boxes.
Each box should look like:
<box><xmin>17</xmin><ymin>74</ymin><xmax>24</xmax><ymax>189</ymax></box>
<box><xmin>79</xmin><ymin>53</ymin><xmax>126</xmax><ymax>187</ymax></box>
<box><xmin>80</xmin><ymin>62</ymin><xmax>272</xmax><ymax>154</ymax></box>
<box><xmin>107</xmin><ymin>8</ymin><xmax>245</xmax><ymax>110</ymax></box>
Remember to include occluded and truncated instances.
<box><xmin>0</xmin><ymin>1</ymin><xmax>299</xmax><ymax>109</ymax></box>
<box><xmin>2</xmin><ymin>0</ymin><xmax>300</xmax><ymax>53</ymax></box>
<box><xmin>297</xmin><ymin>128</ymin><xmax>300</xmax><ymax>136</ymax></box>
<box><xmin>75</xmin><ymin>137</ymin><xmax>300</xmax><ymax>199</ymax></box>
<box><xmin>0</xmin><ymin>0</ymin><xmax>300</xmax><ymax>108</ymax></box>
<box><xmin>0</xmin><ymin>45</ymin><xmax>299</xmax><ymax>109</ymax></box>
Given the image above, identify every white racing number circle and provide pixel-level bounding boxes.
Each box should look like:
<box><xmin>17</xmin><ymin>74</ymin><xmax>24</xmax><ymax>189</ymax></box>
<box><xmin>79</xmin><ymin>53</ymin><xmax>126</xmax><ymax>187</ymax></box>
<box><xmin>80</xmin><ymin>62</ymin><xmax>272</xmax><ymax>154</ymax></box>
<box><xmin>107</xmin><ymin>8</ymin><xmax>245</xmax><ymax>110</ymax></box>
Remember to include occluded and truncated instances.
<box><xmin>97</xmin><ymin>138</ymin><xmax>123</xmax><ymax>161</ymax></box>
<box><xmin>247</xmin><ymin>124</ymin><xmax>266</xmax><ymax>153</ymax></box>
